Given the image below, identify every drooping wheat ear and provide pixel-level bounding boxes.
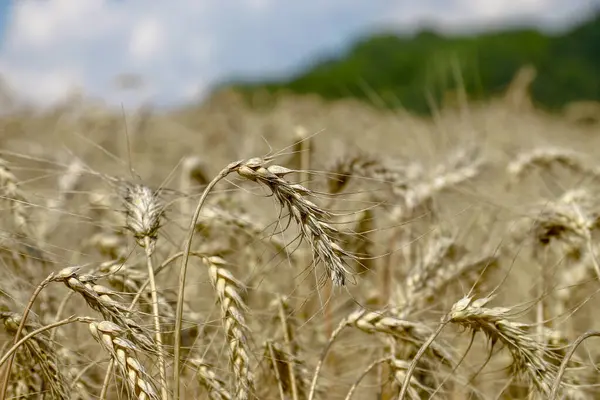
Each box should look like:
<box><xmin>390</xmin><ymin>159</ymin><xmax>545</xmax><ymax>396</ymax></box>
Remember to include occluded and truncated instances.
<box><xmin>0</xmin><ymin>158</ymin><xmax>35</xmax><ymax>239</ymax></box>
<box><xmin>189</xmin><ymin>358</ymin><xmax>232</xmax><ymax>400</ymax></box>
<box><xmin>174</xmin><ymin>156</ymin><xmax>357</xmax><ymax>397</ymax></box>
<box><xmin>1</xmin><ymin>311</ymin><xmax>69</xmax><ymax>399</ymax></box>
<box><xmin>236</xmin><ymin>158</ymin><xmax>356</xmax><ymax>286</ymax></box>
<box><xmin>448</xmin><ymin>296</ymin><xmax>558</xmax><ymax>396</ymax></box>
<box><xmin>507</xmin><ymin>147</ymin><xmax>599</xmax><ymax>182</ymax></box>
<box><xmin>204</xmin><ymin>255</ymin><xmax>254</xmax><ymax>400</ymax></box>
<box><xmin>53</xmin><ymin>267</ymin><xmax>155</xmax><ymax>352</ymax></box>
<box><xmin>89</xmin><ymin>320</ymin><xmax>160</xmax><ymax>400</ymax></box>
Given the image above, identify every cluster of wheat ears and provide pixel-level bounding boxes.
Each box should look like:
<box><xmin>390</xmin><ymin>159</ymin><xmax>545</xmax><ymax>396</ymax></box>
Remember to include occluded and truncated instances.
<box><xmin>2</xmin><ymin>113</ymin><xmax>600</xmax><ymax>400</ymax></box>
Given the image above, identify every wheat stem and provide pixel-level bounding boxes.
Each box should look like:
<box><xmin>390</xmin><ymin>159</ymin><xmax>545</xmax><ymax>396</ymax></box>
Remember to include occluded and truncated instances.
<box><xmin>398</xmin><ymin>321</ymin><xmax>447</xmax><ymax>399</ymax></box>
<box><xmin>550</xmin><ymin>330</ymin><xmax>600</xmax><ymax>399</ymax></box>
<box><xmin>99</xmin><ymin>359</ymin><xmax>114</xmax><ymax>400</ymax></box>
<box><xmin>0</xmin><ymin>272</ymin><xmax>56</xmax><ymax>399</ymax></box>
<box><xmin>144</xmin><ymin>236</ymin><xmax>169</xmax><ymax>400</ymax></box>
<box><xmin>308</xmin><ymin>319</ymin><xmax>346</xmax><ymax>400</ymax></box>
<box><xmin>344</xmin><ymin>357</ymin><xmax>388</xmax><ymax>400</ymax></box>
<box><xmin>0</xmin><ymin>315</ymin><xmax>92</xmax><ymax>368</ymax></box>
<box><xmin>173</xmin><ymin>164</ymin><xmax>236</xmax><ymax>400</ymax></box>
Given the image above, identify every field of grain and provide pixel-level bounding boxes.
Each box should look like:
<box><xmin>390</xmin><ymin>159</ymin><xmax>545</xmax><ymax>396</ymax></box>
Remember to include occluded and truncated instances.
<box><xmin>0</xmin><ymin>81</ymin><xmax>599</xmax><ymax>399</ymax></box>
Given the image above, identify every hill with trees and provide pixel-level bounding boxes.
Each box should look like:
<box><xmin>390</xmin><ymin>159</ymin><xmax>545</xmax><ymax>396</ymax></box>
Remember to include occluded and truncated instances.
<box><xmin>223</xmin><ymin>13</ymin><xmax>600</xmax><ymax>114</ymax></box>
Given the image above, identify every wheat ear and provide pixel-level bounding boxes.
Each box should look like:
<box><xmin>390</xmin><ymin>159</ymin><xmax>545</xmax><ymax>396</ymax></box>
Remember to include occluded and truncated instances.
<box><xmin>189</xmin><ymin>358</ymin><xmax>232</xmax><ymax>400</ymax></box>
<box><xmin>204</xmin><ymin>255</ymin><xmax>254</xmax><ymax>400</ymax></box>
<box><xmin>89</xmin><ymin>320</ymin><xmax>160</xmax><ymax>400</ymax></box>
<box><xmin>174</xmin><ymin>157</ymin><xmax>357</xmax><ymax>398</ymax></box>
<box><xmin>121</xmin><ymin>182</ymin><xmax>168</xmax><ymax>398</ymax></box>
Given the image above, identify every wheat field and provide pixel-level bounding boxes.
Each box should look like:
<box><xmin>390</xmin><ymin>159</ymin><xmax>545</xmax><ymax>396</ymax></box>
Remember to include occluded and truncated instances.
<box><xmin>0</xmin><ymin>78</ymin><xmax>600</xmax><ymax>400</ymax></box>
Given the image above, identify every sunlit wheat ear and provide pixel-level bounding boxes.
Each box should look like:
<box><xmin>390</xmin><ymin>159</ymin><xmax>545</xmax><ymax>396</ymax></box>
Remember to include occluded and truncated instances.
<box><xmin>89</xmin><ymin>320</ymin><xmax>160</xmax><ymax>400</ymax></box>
<box><xmin>204</xmin><ymin>255</ymin><xmax>254</xmax><ymax>400</ymax></box>
<box><xmin>119</xmin><ymin>181</ymin><xmax>169</xmax><ymax>398</ymax></box>
<box><xmin>1</xmin><ymin>312</ymin><xmax>69</xmax><ymax>399</ymax></box>
<box><xmin>120</xmin><ymin>182</ymin><xmax>164</xmax><ymax>254</ymax></box>
<box><xmin>53</xmin><ymin>267</ymin><xmax>155</xmax><ymax>351</ymax></box>
<box><xmin>448</xmin><ymin>296</ymin><xmax>558</xmax><ymax>396</ymax></box>
<box><xmin>236</xmin><ymin>158</ymin><xmax>356</xmax><ymax>286</ymax></box>
<box><xmin>189</xmin><ymin>358</ymin><xmax>232</xmax><ymax>400</ymax></box>
<box><xmin>507</xmin><ymin>147</ymin><xmax>598</xmax><ymax>182</ymax></box>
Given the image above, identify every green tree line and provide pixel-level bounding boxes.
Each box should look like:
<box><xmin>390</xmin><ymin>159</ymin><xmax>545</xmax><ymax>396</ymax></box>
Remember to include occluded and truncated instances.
<box><xmin>225</xmin><ymin>13</ymin><xmax>600</xmax><ymax>114</ymax></box>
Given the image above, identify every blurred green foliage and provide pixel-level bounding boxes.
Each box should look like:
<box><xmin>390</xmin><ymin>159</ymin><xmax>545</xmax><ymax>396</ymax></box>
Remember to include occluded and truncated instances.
<box><xmin>227</xmin><ymin>14</ymin><xmax>600</xmax><ymax>114</ymax></box>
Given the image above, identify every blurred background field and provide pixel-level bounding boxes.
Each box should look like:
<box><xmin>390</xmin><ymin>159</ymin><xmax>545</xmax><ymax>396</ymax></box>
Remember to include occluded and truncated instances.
<box><xmin>0</xmin><ymin>1</ymin><xmax>600</xmax><ymax>399</ymax></box>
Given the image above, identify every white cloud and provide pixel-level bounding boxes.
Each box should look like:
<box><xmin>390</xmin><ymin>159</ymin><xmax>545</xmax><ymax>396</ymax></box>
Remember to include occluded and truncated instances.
<box><xmin>0</xmin><ymin>0</ymin><xmax>596</xmax><ymax>109</ymax></box>
<box><xmin>129</xmin><ymin>17</ymin><xmax>165</xmax><ymax>61</ymax></box>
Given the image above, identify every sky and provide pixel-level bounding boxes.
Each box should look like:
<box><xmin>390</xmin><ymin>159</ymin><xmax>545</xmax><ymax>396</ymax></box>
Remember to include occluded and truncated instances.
<box><xmin>0</xmin><ymin>0</ymin><xmax>597</xmax><ymax>109</ymax></box>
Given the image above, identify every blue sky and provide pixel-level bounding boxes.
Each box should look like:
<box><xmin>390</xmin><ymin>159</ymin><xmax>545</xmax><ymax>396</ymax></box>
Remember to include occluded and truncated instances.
<box><xmin>0</xmin><ymin>0</ymin><xmax>597</xmax><ymax>109</ymax></box>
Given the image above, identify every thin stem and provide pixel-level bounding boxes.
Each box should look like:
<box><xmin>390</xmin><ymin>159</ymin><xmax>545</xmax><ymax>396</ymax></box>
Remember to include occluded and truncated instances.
<box><xmin>586</xmin><ymin>236</ymin><xmax>600</xmax><ymax>282</ymax></box>
<box><xmin>278</xmin><ymin>298</ymin><xmax>299</xmax><ymax>400</ymax></box>
<box><xmin>345</xmin><ymin>358</ymin><xmax>388</xmax><ymax>400</ymax></box>
<box><xmin>173</xmin><ymin>166</ymin><xmax>234</xmax><ymax>400</ymax></box>
<box><xmin>398</xmin><ymin>321</ymin><xmax>447</xmax><ymax>400</ymax></box>
<box><xmin>51</xmin><ymin>291</ymin><xmax>74</xmax><ymax>344</ymax></box>
<box><xmin>308</xmin><ymin>319</ymin><xmax>347</xmax><ymax>400</ymax></box>
<box><xmin>99</xmin><ymin>359</ymin><xmax>114</xmax><ymax>400</ymax></box>
<box><xmin>129</xmin><ymin>251</ymin><xmax>207</xmax><ymax>312</ymax></box>
<box><xmin>144</xmin><ymin>236</ymin><xmax>169</xmax><ymax>400</ymax></box>
<box><xmin>0</xmin><ymin>272</ymin><xmax>55</xmax><ymax>399</ymax></box>
<box><xmin>267</xmin><ymin>341</ymin><xmax>287</xmax><ymax>400</ymax></box>
<box><xmin>0</xmin><ymin>315</ymin><xmax>91</xmax><ymax>368</ymax></box>
<box><xmin>550</xmin><ymin>330</ymin><xmax>600</xmax><ymax>399</ymax></box>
